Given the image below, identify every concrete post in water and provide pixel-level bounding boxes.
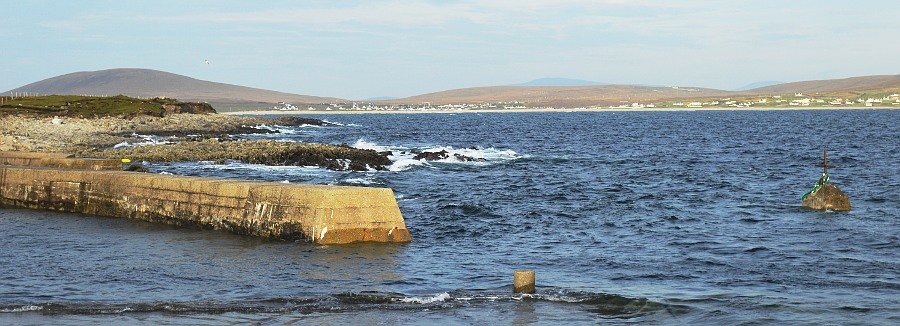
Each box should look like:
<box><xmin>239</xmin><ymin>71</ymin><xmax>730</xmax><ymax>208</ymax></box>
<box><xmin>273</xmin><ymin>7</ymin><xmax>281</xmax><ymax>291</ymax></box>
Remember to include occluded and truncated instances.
<box><xmin>514</xmin><ymin>270</ymin><xmax>536</xmax><ymax>294</ymax></box>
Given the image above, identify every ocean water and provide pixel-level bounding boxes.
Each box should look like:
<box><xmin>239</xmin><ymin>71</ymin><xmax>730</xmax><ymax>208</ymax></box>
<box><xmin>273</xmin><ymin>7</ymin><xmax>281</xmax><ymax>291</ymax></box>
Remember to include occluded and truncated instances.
<box><xmin>1</xmin><ymin>110</ymin><xmax>898</xmax><ymax>325</ymax></box>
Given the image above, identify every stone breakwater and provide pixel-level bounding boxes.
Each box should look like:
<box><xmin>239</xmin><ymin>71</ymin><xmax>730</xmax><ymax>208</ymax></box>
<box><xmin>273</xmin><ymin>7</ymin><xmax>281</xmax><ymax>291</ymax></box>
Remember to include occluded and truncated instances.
<box><xmin>0</xmin><ymin>152</ymin><xmax>411</xmax><ymax>244</ymax></box>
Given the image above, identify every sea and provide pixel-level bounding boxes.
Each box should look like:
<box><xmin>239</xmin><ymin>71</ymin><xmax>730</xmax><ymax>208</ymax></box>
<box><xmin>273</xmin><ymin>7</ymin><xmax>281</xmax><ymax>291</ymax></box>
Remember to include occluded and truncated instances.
<box><xmin>1</xmin><ymin>110</ymin><xmax>898</xmax><ymax>325</ymax></box>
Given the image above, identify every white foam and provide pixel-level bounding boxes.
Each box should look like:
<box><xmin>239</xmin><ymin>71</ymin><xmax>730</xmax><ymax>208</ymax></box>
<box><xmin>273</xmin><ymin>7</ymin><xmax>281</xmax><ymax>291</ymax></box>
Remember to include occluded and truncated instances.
<box><xmin>351</xmin><ymin>139</ymin><xmax>524</xmax><ymax>171</ymax></box>
<box><xmin>321</xmin><ymin>120</ymin><xmax>360</xmax><ymax>127</ymax></box>
<box><xmin>352</xmin><ymin>139</ymin><xmax>398</xmax><ymax>152</ymax></box>
<box><xmin>421</xmin><ymin>146</ymin><xmax>522</xmax><ymax>165</ymax></box>
<box><xmin>198</xmin><ymin>161</ymin><xmax>325</xmax><ymax>173</ymax></box>
<box><xmin>254</xmin><ymin>124</ymin><xmax>304</xmax><ymax>134</ymax></box>
<box><xmin>340</xmin><ymin>177</ymin><xmax>376</xmax><ymax>185</ymax></box>
<box><xmin>389</xmin><ymin>158</ymin><xmax>427</xmax><ymax>171</ymax></box>
<box><xmin>1</xmin><ymin>305</ymin><xmax>42</xmax><ymax>312</ymax></box>
<box><xmin>113</xmin><ymin>133</ymin><xmax>174</xmax><ymax>148</ymax></box>
<box><xmin>399</xmin><ymin>292</ymin><xmax>451</xmax><ymax>304</ymax></box>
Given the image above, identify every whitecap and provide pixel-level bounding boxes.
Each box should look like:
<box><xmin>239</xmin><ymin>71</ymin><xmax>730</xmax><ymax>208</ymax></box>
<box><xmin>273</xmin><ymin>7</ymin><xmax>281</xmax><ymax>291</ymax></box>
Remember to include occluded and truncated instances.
<box><xmin>113</xmin><ymin>133</ymin><xmax>174</xmax><ymax>148</ymax></box>
<box><xmin>350</xmin><ymin>139</ymin><xmax>525</xmax><ymax>172</ymax></box>
<box><xmin>389</xmin><ymin>158</ymin><xmax>427</xmax><ymax>171</ymax></box>
<box><xmin>340</xmin><ymin>177</ymin><xmax>376</xmax><ymax>185</ymax></box>
<box><xmin>254</xmin><ymin>124</ymin><xmax>304</xmax><ymax>134</ymax></box>
<box><xmin>321</xmin><ymin>120</ymin><xmax>360</xmax><ymax>127</ymax></box>
<box><xmin>1</xmin><ymin>305</ymin><xmax>42</xmax><ymax>313</ymax></box>
<box><xmin>352</xmin><ymin>139</ymin><xmax>398</xmax><ymax>152</ymax></box>
<box><xmin>399</xmin><ymin>292</ymin><xmax>451</xmax><ymax>304</ymax></box>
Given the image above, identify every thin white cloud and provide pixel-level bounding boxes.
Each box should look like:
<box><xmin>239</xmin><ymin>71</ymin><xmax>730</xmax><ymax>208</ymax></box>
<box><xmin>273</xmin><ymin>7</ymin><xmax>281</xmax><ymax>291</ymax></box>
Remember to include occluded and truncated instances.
<box><xmin>138</xmin><ymin>2</ymin><xmax>490</xmax><ymax>27</ymax></box>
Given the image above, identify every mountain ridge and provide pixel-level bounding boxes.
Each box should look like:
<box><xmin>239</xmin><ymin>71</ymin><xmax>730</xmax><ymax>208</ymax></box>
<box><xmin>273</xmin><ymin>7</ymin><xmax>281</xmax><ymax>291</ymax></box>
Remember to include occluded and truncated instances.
<box><xmin>5</xmin><ymin>68</ymin><xmax>342</xmax><ymax>108</ymax></box>
<box><xmin>513</xmin><ymin>78</ymin><xmax>606</xmax><ymax>87</ymax></box>
<box><xmin>6</xmin><ymin>69</ymin><xmax>899</xmax><ymax>109</ymax></box>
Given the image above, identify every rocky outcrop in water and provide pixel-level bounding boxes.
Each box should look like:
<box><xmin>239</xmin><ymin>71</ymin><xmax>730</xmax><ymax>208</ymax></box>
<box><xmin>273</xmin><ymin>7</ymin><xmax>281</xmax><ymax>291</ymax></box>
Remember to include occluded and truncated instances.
<box><xmin>271</xmin><ymin>116</ymin><xmax>333</xmax><ymax>127</ymax></box>
<box><xmin>802</xmin><ymin>183</ymin><xmax>851</xmax><ymax>211</ymax></box>
<box><xmin>413</xmin><ymin>150</ymin><xmax>449</xmax><ymax>161</ymax></box>
<box><xmin>412</xmin><ymin>150</ymin><xmax>484</xmax><ymax>162</ymax></box>
<box><xmin>93</xmin><ymin>139</ymin><xmax>391</xmax><ymax>171</ymax></box>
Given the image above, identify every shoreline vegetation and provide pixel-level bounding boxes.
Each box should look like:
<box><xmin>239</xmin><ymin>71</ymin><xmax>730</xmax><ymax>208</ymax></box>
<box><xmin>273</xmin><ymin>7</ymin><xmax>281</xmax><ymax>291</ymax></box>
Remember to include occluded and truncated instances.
<box><xmin>0</xmin><ymin>95</ymin><xmax>391</xmax><ymax>171</ymax></box>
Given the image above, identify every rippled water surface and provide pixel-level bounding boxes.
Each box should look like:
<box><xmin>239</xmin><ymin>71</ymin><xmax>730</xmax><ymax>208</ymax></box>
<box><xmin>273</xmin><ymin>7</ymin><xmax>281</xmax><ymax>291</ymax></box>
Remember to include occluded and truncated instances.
<box><xmin>2</xmin><ymin>110</ymin><xmax>898</xmax><ymax>325</ymax></box>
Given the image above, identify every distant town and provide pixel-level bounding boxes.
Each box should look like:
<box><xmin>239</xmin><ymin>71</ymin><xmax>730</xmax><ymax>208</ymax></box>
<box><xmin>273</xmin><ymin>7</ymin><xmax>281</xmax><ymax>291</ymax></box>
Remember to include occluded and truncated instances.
<box><xmin>271</xmin><ymin>92</ymin><xmax>900</xmax><ymax>112</ymax></box>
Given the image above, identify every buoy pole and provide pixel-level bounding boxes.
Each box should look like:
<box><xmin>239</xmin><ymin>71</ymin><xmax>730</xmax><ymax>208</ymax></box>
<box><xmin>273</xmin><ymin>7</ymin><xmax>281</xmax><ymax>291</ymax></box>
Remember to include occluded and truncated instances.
<box><xmin>513</xmin><ymin>270</ymin><xmax>535</xmax><ymax>294</ymax></box>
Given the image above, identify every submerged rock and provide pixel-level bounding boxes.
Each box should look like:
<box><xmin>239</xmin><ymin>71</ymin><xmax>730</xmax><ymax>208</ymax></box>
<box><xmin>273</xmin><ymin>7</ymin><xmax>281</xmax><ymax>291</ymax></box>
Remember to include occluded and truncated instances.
<box><xmin>412</xmin><ymin>150</ymin><xmax>484</xmax><ymax>162</ymax></box>
<box><xmin>413</xmin><ymin>150</ymin><xmax>449</xmax><ymax>161</ymax></box>
<box><xmin>802</xmin><ymin>183</ymin><xmax>851</xmax><ymax>211</ymax></box>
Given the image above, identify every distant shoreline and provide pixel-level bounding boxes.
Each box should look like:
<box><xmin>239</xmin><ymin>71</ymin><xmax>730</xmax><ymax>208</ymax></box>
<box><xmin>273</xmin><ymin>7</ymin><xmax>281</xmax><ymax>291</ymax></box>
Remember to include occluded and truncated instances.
<box><xmin>225</xmin><ymin>106</ymin><xmax>898</xmax><ymax>115</ymax></box>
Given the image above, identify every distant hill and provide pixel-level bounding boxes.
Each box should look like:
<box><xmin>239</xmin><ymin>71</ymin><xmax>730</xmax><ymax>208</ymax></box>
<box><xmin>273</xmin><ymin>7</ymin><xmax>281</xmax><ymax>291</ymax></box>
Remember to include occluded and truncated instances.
<box><xmin>734</xmin><ymin>80</ymin><xmax>783</xmax><ymax>91</ymax></box>
<box><xmin>384</xmin><ymin>75</ymin><xmax>900</xmax><ymax>107</ymax></box>
<box><xmin>365</xmin><ymin>96</ymin><xmax>399</xmax><ymax>101</ymax></box>
<box><xmin>747</xmin><ymin>75</ymin><xmax>900</xmax><ymax>94</ymax></box>
<box><xmin>8</xmin><ymin>70</ymin><xmax>898</xmax><ymax>110</ymax></box>
<box><xmin>514</xmin><ymin>78</ymin><xmax>606</xmax><ymax>87</ymax></box>
<box><xmin>4</xmin><ymin>68</ymin><xmax>342</xmax><ymax>108</ymax></box>
<box><xmin>386</xmin><ymin>85</ymin><xmax>733</xmax><ymax>107</ymax></box>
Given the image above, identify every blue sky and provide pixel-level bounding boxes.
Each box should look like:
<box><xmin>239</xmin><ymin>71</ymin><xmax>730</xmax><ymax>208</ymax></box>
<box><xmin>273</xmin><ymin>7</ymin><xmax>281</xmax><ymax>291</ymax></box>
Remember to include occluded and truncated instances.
<box><xmin>1</xmin><ymin>0</ymin><xmax>898</xmax><ymax>99</ymax></box>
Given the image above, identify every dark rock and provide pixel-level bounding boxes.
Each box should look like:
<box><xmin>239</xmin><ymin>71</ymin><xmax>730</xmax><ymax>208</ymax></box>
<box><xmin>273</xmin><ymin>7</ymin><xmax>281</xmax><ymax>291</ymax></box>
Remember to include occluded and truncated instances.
<box><xmin>161</xmin><ymin>102</ymin><xmax>217</xmax><ymax>115</ymax></box>
<box><xmin>802</xmin><ymin>183</ymin><xmax>851</xmax><ymax>211</ymax></box>
<box><xmin>271</xmin><ymin>116</ymin><xmax>331</xmax><ymax>126</ymax></box>
<box><xmin>124</xmin><ymin>164</ymin><xmax>149</xmax><ymax>173</ymax></box>
<box><xmin>453</xmin><ymin>153</ymin><xmax>485</xmax><ymax>162</ymax></box>
<box><xmin>414</xmin><ymin>150</ymin><xmax>449</xmax><ymax>161</ymax></box>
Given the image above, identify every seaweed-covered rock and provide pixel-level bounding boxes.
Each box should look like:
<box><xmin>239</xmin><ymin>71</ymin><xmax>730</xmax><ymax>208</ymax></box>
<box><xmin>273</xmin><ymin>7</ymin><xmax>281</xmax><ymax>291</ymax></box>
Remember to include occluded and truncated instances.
<box><xmin>413</xmin><ymin>150</ymin><xmax>449</xmax><ymax>161</ymax></box>
<box><xmin>802</xmin><ymin>183</ymin><xmax>851</xmax><ymax>211</ymax></box>
<box><xmin>271</xmin><ymin>116</ymin><xmax>332</xmax><ymax>126</ymax></box>
<box><xmin>93</xmin><ymin>139</ymin><xmax>391</xmax><ymax>171</ymax></box>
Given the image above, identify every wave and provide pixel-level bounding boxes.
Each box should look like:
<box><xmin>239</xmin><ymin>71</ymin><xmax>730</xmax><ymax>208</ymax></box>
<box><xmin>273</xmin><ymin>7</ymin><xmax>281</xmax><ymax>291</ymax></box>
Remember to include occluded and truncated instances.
<box><xmin>112</xmin><ymin>133</ymin><xmax>175</xmax><ymax>148</ymax></box>
<box><xmin>352</xmin><ymin>139</ymin><xmax>525</xmax><ymax>171</ymax></box>
<box><xmin>321</xmin><ymin>120</ymin><xmax>360</xmax><ymax>127</ymax></box>
<box><xmin>399</xmin><ymin>292</ymin><xmax>451</xmax><ymax>304</ymax></box>
<box><xmin>255</xmin><ymin>124</ymin><xmax>301</xmax><ymax>134</ymax></box>
<box><xmin>0</xmin><ymin>289</ymin><xmax>675</xmax><ymax>318</ymax></box>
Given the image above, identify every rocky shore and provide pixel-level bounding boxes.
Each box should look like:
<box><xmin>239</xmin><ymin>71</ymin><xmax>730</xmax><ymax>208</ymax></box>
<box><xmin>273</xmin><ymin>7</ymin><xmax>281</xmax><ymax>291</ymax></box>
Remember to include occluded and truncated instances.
<box><xmin>0</xmin><ymin>104</ymin><xmax>386</xmax><ymax>171</ymax></box>
<box><xmin>94</xmin><ymin>139</ymin><xmax>391</xmax><ymax>171</ymax></box>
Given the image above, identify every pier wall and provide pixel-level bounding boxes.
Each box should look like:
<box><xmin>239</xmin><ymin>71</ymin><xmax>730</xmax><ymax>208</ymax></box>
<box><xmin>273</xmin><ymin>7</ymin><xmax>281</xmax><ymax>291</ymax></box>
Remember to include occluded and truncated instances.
<box><xmin>0</xmin><ymin>153</ymin><xmax>410</xmax><ymax>244</ymax></box>
<box><xmin>0</xmin><ymin>151</ymin><xmax>121</xmax><ymax>171</ymax></box>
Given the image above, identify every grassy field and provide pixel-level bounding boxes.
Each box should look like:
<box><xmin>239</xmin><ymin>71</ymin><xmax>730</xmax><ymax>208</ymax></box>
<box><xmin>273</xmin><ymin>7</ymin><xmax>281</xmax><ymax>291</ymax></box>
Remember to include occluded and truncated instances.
<box><xmin>0</xmin><ymin>95</ymin><xmax>178</xmax><ymax>117</ymax></box>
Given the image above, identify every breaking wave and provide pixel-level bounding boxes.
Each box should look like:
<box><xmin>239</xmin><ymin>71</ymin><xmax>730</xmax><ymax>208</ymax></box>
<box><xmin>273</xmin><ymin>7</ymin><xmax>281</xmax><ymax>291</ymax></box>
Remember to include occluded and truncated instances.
<box><xmin>0</xmin><ymin>289</ymin><xmax>674</xmax><ymax>318</ymax></box>
<box><xmin>352</xmin><ymin>139</ymin><xmax>525</xmax><ymax>171</ymax></box>
<box><xmin>113</xmin><ymin>133</ymin><xmax>175</xmax><ymax>148</ymax></box>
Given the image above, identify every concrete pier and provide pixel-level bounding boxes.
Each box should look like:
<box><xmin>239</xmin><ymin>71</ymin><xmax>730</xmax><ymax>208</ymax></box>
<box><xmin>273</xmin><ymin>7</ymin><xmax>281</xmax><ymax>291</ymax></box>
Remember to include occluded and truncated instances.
<box><xmin>0</xmin><ymin>152</ymin><xmax>411</xmax><ymax>244</ymax></box>
<box><xmin>0</xmin><ymin>151</ymin><xmax>121</xmax><ymax>171</ymax></box>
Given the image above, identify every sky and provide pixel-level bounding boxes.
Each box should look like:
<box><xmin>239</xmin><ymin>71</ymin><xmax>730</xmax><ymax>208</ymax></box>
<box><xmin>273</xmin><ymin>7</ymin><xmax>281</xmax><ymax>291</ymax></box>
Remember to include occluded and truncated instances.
<box><xmin>1</xmin><ymin>0</ymin><xmax>898</xmax><ymax>99</ymax></box>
